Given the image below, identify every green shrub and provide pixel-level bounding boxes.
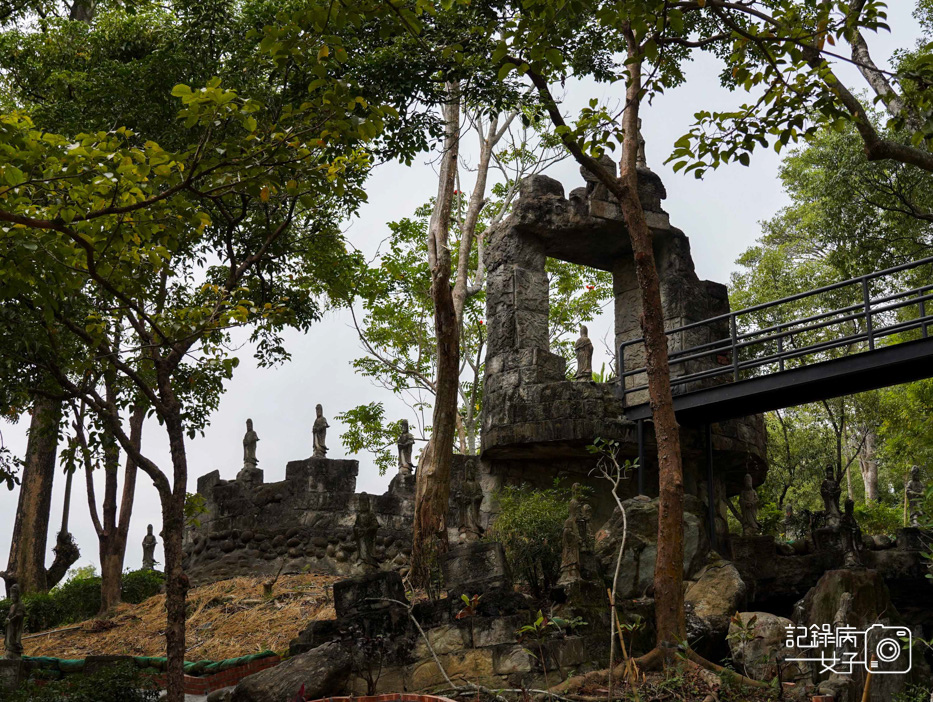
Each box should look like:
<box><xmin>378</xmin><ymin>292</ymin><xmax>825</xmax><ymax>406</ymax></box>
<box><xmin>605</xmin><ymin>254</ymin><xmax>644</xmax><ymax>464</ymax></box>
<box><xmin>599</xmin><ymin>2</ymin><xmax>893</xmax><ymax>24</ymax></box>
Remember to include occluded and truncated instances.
<box><xmin>121</xmin><ymin>569</ymin><xmax>164</xmax><ymax>604</ymax></box>
<box><xmin>1</xmin><ymin>662</ymin><xmax>158</xmax><ymax>702</ymax></box>
<box><xmin>52</xmin><ymin>574</ymin><xmax>102</xmax><ymax>621</ymax></box>
<box><xmin>854</xmin><ymin>501</ymin><xmax>903</xmax><ymax>539</ymax></box>
<box><xmin>485</xmin><ymin>483</ymin><xmax>573</xmax><ymax>598</ymax></box>
<box><xmin>756</xmin><ymin>501</ymin><xmax>784</xmax><ymax>536</ymax></box>
<box><xmin>0</xmin><ymin>569</ymin><xmax>164</xmax><ymax>633</ymax></box>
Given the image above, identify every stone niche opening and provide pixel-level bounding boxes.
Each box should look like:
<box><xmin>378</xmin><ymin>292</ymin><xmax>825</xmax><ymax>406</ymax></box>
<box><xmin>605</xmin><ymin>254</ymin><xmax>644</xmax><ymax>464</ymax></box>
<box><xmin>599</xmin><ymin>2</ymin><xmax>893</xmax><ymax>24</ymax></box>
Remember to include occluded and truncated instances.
<box><xmin>479</xmin><ymin>162</ymin><xmax>767</xmax><ymax>528</ymax></box>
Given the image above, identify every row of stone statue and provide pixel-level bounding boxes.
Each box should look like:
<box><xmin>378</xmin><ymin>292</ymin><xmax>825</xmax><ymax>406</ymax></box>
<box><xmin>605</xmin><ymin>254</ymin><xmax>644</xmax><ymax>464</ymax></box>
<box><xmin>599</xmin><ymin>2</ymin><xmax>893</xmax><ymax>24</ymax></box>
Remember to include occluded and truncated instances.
<box><xmin>352</xmin><ymin>459</ymin><xmax>484</xmax><ymax>573</ymax></box>
<box><xmin>240</xmin><ymin>405</ymin><xmax>330</xmax><ymax>471</ymax></box>
<box><xmin>239</xmin><ymin>409</ymin><xmax>418</xmax><ymax>477</ymax></box>
<box><xmin>738</xmin><ymin>465</ymin><xmax>927</xmax><ymax>569</ymax></box>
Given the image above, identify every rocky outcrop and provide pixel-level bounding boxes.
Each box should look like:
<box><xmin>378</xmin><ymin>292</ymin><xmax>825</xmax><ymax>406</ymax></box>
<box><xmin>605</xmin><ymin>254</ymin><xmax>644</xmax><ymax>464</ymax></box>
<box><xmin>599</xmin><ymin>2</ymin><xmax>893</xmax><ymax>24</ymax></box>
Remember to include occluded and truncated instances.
<box><xmin>796</xmin><ymin>569</ymin><xmax>929</xmax><ymax>702</ymax></box>
<box><xmin>685</xmin><ymin>559</ymin><xmax>746</xmax><ymax>639</ymax></box>
<box><xmin>727</xmin><ymin>612</ymin><xmax>796</xmax><ymax>682</ymax></box>
<box><xmin>595</xmin><ymin>495</ymin><xmax>709</xmax><ymax>599</ymax></box>
<box><xmin>231</xmin><ymin>642</ymin><xmax>351</xmax><ymax>702</ymax></box>
<box><xmin>284</xmin><ymin>571</ymin><xmax>605</xmax><ymax>694</ymax></box>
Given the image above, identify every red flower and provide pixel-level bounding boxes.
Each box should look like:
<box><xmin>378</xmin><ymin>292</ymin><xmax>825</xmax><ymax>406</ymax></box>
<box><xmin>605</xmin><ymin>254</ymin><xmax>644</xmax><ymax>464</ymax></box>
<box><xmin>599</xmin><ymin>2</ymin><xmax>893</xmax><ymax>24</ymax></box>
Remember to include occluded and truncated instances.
<box><xmin>586</xmin><ymin>284</ymin><xmax>595</xmax><ymax>290</ymax></box>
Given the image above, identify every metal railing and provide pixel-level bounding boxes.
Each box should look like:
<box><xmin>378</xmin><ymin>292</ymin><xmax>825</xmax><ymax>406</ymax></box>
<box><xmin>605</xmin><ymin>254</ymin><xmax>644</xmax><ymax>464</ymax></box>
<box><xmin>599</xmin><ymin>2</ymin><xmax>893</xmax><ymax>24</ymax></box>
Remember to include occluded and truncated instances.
<box><xmin>618</xmin><ymin>255</ymin><xmax>933</xmax><ymax>404</ymax></box>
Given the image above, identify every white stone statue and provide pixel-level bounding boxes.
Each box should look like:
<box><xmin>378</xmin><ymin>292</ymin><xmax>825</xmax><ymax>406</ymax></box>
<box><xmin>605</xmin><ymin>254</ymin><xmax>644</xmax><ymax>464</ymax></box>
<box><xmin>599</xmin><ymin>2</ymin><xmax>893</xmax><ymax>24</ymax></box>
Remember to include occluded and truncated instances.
<box><xmin>574</xmin><ymin>325</ymin><xmax>594</xmax><ymax>381</ymax></box>
<box><xmin>243</xmin><ymin>418</ymin><xmax>259</xmax><ymax>467</ymax></box>
<box><xmin>312</xmin><ymin>404</ymin><xmax>329</xmax><ymax>458</ymax></box>
<box><xmin>397</xmin><ymin>420</ymin><xmax>415</xmax><ymax>475</ymax></box>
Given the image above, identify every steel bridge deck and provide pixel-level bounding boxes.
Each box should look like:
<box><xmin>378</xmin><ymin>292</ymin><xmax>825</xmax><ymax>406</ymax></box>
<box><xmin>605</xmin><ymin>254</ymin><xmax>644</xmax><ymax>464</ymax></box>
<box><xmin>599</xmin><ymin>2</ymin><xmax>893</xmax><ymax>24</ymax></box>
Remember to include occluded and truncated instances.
<box><xmin>624</xmin><ymin>336</ymin><xmax>933</xmax><ymax>425</ymax></box>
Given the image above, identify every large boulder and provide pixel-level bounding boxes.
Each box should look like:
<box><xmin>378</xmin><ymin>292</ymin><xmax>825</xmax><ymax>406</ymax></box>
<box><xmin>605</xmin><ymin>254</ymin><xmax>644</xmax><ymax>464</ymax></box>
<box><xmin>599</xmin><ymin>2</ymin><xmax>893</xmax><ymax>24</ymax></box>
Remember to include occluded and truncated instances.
<box><xmin>596</xmin><ymin>495</ymin><xmax>708</xmax><ymax>599</ymax></box>
<box><xmin>796</xmin><ymin>568</ymin><xmax>929</xmax><ymax>702</ymax></box>
<box><xmin>728</xmin><ymin>612</ymin><xmax>797</xmax><ymax>681</ymax></box>
<box><xmin>231</xmin><ymin>642</ymin><xmax>351</xmax><ymax>702</ymax></box>
<box><xmin>684</xmin><ymin>559</ymin><xmax>746</xmax><ymax>644</ymax></box>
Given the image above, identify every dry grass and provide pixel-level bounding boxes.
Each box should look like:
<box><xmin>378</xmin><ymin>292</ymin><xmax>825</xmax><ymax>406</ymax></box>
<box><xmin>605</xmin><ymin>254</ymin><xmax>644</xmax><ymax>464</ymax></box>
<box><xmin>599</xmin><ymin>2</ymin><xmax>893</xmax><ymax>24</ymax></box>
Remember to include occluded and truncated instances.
<box><xmin>23</xmin><ymin>573</ymin><xmax>341</xmax><ymax>661</ymax></box>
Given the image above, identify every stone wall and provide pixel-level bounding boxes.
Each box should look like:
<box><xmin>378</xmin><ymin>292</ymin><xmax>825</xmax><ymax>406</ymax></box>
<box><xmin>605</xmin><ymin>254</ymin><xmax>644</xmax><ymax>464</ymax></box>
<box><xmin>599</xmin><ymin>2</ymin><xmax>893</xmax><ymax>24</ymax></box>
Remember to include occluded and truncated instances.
<box><xmin>187</xmin><ymin>165</ymin><xmax>768</xmax><ymax>585</ymax></box>
<box><xmin>185</xmin><ymin>454</ymin><xmax>503</xmax><ymax>584</ymax></box>
<box><xmin>278</xmin><ymin>564</ymin><xmax>607</xmax><ymax>698</ymax></box>
<box><xmin>183</xmin><ymin>459</ymin><xmax>417</xmax><ymax>584</ymax></box>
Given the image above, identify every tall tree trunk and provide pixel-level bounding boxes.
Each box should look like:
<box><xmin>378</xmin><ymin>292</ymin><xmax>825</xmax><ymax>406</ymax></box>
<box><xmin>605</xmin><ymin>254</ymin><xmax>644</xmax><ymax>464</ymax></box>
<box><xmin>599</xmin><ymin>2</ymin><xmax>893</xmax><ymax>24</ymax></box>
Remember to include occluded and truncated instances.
<box><xmin>613</xmin><ymin>44</ymin><xmax>686</xmax><ymax>652</ymax></box>
<box><xmin>527</xmin><ymin>38</ymin><xmax>686</xmax><ymax>651</ymax></box>
<box><xmin>6</xmin><ymin>395</ymin><xmax>62</xmax><ymax>595</ymax></box>
<box><xmin>859</xmin><ymin>430</ymin><xmax>878</xmax><ymax>501</ymax></box>
<box><xmin>411</xmin><ymin>83</ymin><xmax>461</xmax><ymax>588</ymax></box>
<box><xmin>159</xmin><ymin>371</ymin><xmax>190</xmax><ymax>702</ymax></box>
<box><xmin>161</xmin><ymin>489</ymin><xmax>187</xmax><ymax>702</ymax></box>
<box><xmin>96</xmin><ymin>406</ymin><xmax>145</xmax><ymax>614</ymax></box>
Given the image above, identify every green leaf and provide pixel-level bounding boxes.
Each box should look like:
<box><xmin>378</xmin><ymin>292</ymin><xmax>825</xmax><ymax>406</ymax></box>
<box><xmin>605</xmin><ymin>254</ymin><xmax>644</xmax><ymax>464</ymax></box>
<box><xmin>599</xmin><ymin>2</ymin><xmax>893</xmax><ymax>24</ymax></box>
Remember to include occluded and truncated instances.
<box><xmin>497</xmin><ymin>62</ymin><xmax>517</xmax><ymax>82</ymax></box>
<box><xmin>3</xmin><ymin>166</ymin><xmax>25</xmax><ymax>187</ymax></box>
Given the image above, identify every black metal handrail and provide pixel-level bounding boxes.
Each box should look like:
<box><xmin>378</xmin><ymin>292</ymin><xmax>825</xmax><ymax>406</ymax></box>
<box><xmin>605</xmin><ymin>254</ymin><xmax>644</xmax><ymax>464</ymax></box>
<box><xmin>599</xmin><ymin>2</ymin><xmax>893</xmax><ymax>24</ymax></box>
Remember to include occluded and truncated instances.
<box><xmin>618</xmin><ymin>255</ymin><xmax>933</xmax><ymax>403</ymax></box>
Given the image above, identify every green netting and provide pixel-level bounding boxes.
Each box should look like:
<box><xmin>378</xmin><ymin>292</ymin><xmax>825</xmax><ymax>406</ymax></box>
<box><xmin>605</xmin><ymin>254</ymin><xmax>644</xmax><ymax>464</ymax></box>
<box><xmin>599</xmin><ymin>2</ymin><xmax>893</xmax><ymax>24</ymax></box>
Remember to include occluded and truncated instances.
<box><xmin>23</xmin><ymin>656</ymin><xmax>65</xmax><ymax>670</ymax></box>
<box><xmin>58</xmin><ymin>659</ymin><xmax>85</xmax><ymax>673</ymax></box>
<box><xmin>22</xmin><ymin>650</ymin><xmax>275</xmax><ymax>678</ymax></box>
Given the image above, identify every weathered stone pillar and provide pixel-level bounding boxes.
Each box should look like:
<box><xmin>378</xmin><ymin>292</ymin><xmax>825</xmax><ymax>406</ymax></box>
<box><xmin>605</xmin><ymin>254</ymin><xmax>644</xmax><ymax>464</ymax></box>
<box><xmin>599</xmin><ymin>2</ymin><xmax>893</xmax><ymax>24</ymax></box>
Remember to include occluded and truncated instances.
<box><xmin>483</xmin><ymin>176</ymin><xmax>567</xmax><ymax>445</ymax></box>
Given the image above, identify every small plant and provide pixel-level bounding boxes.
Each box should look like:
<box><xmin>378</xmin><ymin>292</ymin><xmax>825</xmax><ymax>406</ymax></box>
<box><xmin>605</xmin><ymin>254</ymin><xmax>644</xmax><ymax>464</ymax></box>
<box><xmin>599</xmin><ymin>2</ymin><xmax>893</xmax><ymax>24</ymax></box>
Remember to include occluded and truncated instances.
<box><xmin>184</xmin><ymin>492</ymin><xmax>208</xmax><ymax>528</ymax></box>
<box><xmin>725</xmin><ymin>612</ymin><xmax>761</xmax><ymax>680</ymax></box>
<box><xmin>892</xmin><ymin>683</ymin><xmax>933</xmax><ymax>702</ymax></box>
<box><xmin>516</xmin><ymin>611</ymin><xmax>587</xmax><ymax>686</ymax></box>
<box><xmin>5</xmin><ymin>662</ymin><xmax>157</xmax><ymax>702</ymax></box>
<box><xmin>455</xmin><ymin>593</ymin><xmax>482</xmax><ymax>648</ymax></box>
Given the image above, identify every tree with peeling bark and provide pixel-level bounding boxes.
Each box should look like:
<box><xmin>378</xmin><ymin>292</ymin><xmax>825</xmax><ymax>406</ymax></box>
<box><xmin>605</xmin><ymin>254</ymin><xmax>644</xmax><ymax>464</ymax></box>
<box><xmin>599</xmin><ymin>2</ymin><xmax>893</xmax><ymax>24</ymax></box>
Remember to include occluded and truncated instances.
<box><xmin>2</xmin><ymin>395</ymin><xmax>80</xmax><ymax>595</ymax></box>
<box><xmin>410</xmin><ymin>81</ymin><xmax>462</xmax><ymax>588</ymax></box>
<box><xmin>340</xmin><ymin>118</ymin><xmax>593</xmax><ymax>469</ymax></box>
<box><xmin>406</xmin><ymin>96</ymin><xmax>589</xmax><ymax>584</ymax></box>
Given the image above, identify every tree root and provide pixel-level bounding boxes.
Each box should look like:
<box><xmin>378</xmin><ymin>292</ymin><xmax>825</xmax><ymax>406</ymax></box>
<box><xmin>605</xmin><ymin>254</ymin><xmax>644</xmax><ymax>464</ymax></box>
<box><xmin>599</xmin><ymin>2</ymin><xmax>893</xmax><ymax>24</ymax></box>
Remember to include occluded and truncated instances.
<box><xmin>684</xmin><ymin>649</ymin><xmax>770</xmax><ymax>689</ymax></box>
<box><xmin>632</xmin><ymin>647</ymin><xmax>666</xmax><ymax>671</ymax></box>
<box><xmin>552</xmin><ymin>646</ymin><xmax>770</xmax><ymax>697</ymax></box>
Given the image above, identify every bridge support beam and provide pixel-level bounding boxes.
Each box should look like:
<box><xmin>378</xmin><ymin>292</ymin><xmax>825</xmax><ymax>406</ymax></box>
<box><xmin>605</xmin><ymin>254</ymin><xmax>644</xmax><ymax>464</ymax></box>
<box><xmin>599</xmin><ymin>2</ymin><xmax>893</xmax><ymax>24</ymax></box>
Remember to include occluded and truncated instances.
<box><xmin>705</xmin><ymin>423</ymin><xmax>716</xmax><ymax>551</ymax></box>
<box><xmin>637</xmin><ymin>419</ymin><xmax>645</xmax><ymax>496</ymax></box>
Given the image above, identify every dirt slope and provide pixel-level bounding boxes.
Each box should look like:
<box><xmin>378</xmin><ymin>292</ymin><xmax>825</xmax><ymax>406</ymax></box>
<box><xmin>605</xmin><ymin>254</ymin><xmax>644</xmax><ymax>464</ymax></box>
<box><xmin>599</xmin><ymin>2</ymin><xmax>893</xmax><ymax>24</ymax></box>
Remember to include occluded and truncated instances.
<box><xmin>22</xmin><ymin>574</ymin><xmax>340</xmax><ymax>661</ymax></box>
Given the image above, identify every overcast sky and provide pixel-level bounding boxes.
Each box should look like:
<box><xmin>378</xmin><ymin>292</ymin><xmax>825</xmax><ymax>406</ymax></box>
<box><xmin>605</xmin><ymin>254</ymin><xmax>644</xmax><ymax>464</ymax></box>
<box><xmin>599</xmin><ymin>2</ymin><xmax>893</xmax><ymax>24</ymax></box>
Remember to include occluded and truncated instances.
<box><xmin>0</xmin><ymin>5</ymin><xmax>922</xmax><ymax>577</ymax></box>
